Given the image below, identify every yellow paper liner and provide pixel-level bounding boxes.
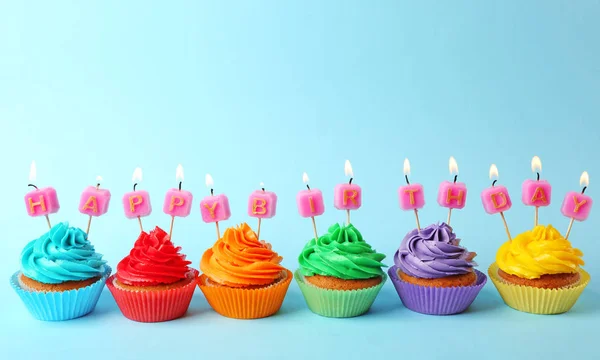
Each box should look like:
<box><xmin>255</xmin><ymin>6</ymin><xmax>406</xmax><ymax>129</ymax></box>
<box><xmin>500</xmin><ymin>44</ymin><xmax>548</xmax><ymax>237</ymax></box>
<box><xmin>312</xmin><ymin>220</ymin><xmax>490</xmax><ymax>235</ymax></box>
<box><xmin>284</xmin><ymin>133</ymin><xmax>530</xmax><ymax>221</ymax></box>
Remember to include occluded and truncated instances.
<box><xmin>197</xmin><ymin>269</ymin><xmax>292</xmax><ymax>319</ymax></box>
<box><xmin>488</xmin><ymin>262</ymin><xmax>590</xmax><ymax>315</ymax></box>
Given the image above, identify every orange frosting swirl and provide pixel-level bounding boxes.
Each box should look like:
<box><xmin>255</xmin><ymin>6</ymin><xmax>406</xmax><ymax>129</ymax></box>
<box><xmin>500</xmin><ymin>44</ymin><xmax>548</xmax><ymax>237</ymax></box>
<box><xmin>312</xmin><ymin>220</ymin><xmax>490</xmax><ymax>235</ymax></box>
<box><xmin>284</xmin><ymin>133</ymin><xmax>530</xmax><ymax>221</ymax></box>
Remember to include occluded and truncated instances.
<box><xmin>200</xmin><ymin>223</ymin><xmax>285</xmax><ymax>287</ymax></box>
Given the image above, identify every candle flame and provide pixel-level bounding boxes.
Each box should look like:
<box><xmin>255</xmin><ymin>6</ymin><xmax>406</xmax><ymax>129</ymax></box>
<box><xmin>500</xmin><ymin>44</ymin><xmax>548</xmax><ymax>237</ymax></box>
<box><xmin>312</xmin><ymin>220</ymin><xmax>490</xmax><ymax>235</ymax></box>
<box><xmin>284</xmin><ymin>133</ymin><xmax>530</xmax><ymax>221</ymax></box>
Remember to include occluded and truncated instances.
<box><xmin>96</xmin><ymin>175</ymin><xmax>103</xmax><ymax>183</ymax></box>
<box><xmin>449</xmin><ymin>156</ymin><xmax>459</xmax><ymax>175</ymax></box>
<box><xmin>176</xmin><ymin>164</ymin><xmax>184</xmax><ymax>182</ymax></box>
<box><xmin>344</xmin><ymin>160</ymin><xmax>354</xmax><ymax>177</ymax></box>
<box><xmin>489</xmin><ymin>164</ymin><xmax>499</xmax><ymax>180</ymax></box>
<box><xmin>302</xmin><ymin>172</ymin><xmax>309</xmax><ymax>184</ymax></box>
<box><xmin>403</xmin><ymin>158</ymin><xmax>411</xmax><ymax>176</ymax></box>
<box><xmin>531</xmin><ymin>156</ymin><xmax>542</xmax><ymax>173</ymax></box>
<box><xmin>205</xmin><ymin>173</ymin><xmax>214</xmax><ymax>188</ymax></box>
<box><xmin>132</xmin><ymin>167</ymin><xmax>143</xmax><ymax>184</ymax></box>
<box><xmin>580</xmin><ymin>171</ymin><xmax>589</xmax><ymax>187</ymax></box>
<box><xmin>29</xmin><ymin>161</ymin><xmax>37</xmax><ymax>182</ymax></box>
<box><xmin>260</xmin><ymin>181</ymin><xmax>265</xmax><ymax>188</ymax></box>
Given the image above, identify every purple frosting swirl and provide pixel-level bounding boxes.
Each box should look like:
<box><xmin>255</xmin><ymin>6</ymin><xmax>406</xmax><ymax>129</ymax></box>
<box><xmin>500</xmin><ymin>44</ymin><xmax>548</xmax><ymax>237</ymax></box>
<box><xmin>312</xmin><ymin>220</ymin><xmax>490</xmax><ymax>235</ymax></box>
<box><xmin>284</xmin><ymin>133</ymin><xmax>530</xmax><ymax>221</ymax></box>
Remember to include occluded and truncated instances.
<box><xmin>394</xmin><ymin>223</ymin><xmax>476</xmax><ymax>279</ymax></box>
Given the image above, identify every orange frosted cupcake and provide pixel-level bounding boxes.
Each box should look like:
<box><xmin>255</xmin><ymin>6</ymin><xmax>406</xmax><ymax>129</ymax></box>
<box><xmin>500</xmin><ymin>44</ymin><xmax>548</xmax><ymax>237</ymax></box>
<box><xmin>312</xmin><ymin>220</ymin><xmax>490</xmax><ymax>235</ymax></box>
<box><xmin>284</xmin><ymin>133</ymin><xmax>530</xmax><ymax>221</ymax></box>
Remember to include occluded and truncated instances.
<box><xmin>197</xmin><ymin>222</ymin><xmax>292</xmax><ymax>319</ymax></box>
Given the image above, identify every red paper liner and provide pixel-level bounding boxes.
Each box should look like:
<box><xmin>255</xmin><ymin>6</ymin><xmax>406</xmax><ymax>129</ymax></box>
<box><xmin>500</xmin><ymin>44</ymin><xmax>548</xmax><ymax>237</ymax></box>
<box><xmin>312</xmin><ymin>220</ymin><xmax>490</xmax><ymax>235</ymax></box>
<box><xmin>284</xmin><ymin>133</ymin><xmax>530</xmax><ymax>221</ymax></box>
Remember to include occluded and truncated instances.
<box><xmin>197</xmin><ymin>269</ymin><xmax>292</xmax><ymax>319</ymax></box>
<box><xmin>107</xmin><ymin>269</ymin><xmax>199</xmax><ymax>323</ymax></box>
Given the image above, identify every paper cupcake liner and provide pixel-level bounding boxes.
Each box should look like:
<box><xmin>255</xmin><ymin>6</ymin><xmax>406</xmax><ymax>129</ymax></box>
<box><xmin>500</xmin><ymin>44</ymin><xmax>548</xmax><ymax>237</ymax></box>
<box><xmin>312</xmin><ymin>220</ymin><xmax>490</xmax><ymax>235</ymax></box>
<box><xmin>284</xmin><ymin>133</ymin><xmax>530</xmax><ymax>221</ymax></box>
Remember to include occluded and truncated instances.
<box><xmin>294</xmin><ymin>270</ymin><xmax>387</xmax><ymax>318</ymax></box>
<box><xmin>10</xmin><ymin>266</ymin><xmax>112</xmax><ymax>321</ymax></box>
<box><xmin>488</xmin><ymin>262</ymin><xmax>590</xmax><ymax>315</ymax></box>
<box><xmin>107</xmin><ymin>269</ymin><xmax>199</xmax><ymax>322</ymax></box>
<box><xmin>197</xmin><ymin>269</ymin><xmax>292</xmax><ymax>319</ymax></box>
<box><xmin>388</xmin><ymin>266</ymin><xmax>487</xmax><ymax>315</ymax></box>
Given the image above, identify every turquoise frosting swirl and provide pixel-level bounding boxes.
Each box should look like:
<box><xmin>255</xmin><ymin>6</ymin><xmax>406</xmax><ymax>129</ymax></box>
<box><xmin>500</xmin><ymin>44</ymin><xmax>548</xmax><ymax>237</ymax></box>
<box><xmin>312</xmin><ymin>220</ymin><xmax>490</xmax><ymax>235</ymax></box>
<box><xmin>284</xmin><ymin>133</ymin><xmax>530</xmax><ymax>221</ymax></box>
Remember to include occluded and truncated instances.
<box><xmin>20</xmin><ymin>222</ymin><xmax>106</xmax><ymax>284</ymax></box>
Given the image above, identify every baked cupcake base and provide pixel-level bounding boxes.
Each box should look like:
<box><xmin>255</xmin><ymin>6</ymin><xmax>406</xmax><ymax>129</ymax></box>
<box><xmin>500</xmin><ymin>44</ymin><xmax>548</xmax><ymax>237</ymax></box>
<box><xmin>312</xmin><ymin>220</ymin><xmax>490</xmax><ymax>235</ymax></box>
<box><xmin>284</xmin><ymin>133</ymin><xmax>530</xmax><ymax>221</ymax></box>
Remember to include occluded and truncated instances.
<box><xmin>198</xmin><ymin>269</ymin><xmax>292</xmax><ymax>319</ymax></box>
<box><xmin>107</xmin><ymin>269</ymin><xmax>199</xmax><ymax>323</ymax></box>
<box><xmin>488</xmin><ymin>262</ymin><xmax>590</xmax><ymax>314</ymax></box>
<box><xmin>389</xmin><ymin>265</ymin><xmax>486</xmax><ymax>315</ymax></box>
<box><xmin>10</xmin><ymin>266</ymin><xmax>111</xmax><ymax>321</ymax></box>
<box><xmin>295</xmin><ymin>270</ymin><xmax>387</xmax><ymax>318</ymax></box>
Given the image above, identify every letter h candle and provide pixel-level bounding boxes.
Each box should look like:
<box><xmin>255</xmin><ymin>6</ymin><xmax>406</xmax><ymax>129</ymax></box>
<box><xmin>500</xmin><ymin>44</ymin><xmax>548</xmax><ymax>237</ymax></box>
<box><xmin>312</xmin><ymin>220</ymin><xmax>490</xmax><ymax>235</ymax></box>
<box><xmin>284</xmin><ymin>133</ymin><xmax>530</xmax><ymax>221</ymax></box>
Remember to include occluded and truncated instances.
<box><xmin>122</xmin><ymin>167</ymin><xmax>151</xmax><ymax>232</ymax></box>
<box><xmin>24</xmin><ymin>161</ymin><xmax>59</xmax><ymax>229</ymax></box>
<box><xmin>200</xmin><ymin>174</ymin><xmax>231</xmax><ymax>239</ymax></box>
<box><xmin>437</xmin><ymin>157</ymin><xmax>467</xmax><ymax>226</ymax></box>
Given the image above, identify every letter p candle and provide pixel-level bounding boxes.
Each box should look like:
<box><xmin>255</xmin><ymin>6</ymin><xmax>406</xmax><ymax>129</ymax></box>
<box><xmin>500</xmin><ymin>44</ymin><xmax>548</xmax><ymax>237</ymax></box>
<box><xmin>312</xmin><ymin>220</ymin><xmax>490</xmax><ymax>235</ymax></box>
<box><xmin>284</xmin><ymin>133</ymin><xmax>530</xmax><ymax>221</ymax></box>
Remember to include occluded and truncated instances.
<box><xmin>122</xmin><ymin>167</ymin><xmax>151</xmax><ymax>232</ymax></box>
<box><xmin>163</xmin><ymin>164</ymin><xmax>193</xmax><ymax>239</ymax></box>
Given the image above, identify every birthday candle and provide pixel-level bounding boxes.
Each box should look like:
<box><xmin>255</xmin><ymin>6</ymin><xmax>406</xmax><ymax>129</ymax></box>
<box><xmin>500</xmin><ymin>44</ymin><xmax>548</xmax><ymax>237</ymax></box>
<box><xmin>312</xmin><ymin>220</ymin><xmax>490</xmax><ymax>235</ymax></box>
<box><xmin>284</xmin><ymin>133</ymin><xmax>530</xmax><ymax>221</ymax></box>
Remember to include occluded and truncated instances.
<box><xmin>163</xmin><ymin>164</ymin><xmax>193</xmax><ymax>239</ymax></box>
<box><xmin>24</xmin><ymin>161</ymin><xmax>59</xmax><ymax>229</ymax></box>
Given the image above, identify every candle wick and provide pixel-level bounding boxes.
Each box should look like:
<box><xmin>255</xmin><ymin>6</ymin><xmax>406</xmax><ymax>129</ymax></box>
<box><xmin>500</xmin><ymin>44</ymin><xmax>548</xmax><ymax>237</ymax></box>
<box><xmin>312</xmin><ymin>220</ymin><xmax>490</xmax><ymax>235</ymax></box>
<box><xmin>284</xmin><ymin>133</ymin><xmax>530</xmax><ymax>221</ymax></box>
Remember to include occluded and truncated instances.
<box><xmin>537</xmin><ymin>172</ymin><xmax>540</xmax><ymax>181</ymax></box>
<box><xmin>453</xmin><ymin>175</ymin><xmax>458</xmax><ymax>183</ymax></box>
<box><xmin>582</xmin><ymin>186</ymin><xmax>587</xmax><ymax>194</ymax></box>
<box><xmin>306</xmin><ymin>184</ymin><xmax>311</xmax><ymax>191</ymax></box>
<box><xmin>492</xmin><ymin>180</ymin><xmax>497</xmax><ymax>187</ymax></box>
<box><xmin>210</xmin><ymin>188</ymin><xmax>214</xmax><ymax>196</ymax></box>
<box><xmin>178</xmin><ymin>182</ymin><xmax>182</xmax><ymax>191</ymax></box>
<box><xmin>262</xmin><ymin>187</ymin><xmax>265</xmax><ymax>192</ymax></box>
<box><xmin>405</xmin><ymin>175</ymin><xmax>410</xmax><ymax>185</ymax></box>
<box><xmin>27</xmin><ymin>183</ymin><xmax>38</xmax><ymax>190</ymax></box>
<box><xmin>349</xmin><ymin>177</ymin><xmax>353</xmax><ymax>185</ymax></box>
<box><xmin>96</xmin><ymin>183</ymin><xmax>101</xmax><ymax>189</ymax></box>
<box><xmin>133</xmin><ymin>183</ymin><xmax>138</xmax><ymax>191</ymax></box>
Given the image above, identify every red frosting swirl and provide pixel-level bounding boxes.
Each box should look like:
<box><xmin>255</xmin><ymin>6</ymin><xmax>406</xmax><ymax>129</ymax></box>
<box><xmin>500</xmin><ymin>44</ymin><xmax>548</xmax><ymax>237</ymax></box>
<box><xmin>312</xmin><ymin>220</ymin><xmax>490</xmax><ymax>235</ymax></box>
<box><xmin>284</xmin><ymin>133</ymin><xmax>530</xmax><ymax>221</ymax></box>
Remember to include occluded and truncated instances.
<box><xmin>116</xmin><ymin>226</ymin><xmax>192</xmax><ymax>286</ymax></box>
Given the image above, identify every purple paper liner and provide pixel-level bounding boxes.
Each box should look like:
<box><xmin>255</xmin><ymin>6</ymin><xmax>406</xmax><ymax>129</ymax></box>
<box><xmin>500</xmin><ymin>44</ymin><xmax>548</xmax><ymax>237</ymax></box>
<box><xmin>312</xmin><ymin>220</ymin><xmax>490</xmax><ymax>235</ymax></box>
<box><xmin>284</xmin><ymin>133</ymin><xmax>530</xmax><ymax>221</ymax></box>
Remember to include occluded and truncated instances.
<box><xmin>388</xmin><ymin>265</ymin><xmax>487</xmax><ymax>315</ymax></box>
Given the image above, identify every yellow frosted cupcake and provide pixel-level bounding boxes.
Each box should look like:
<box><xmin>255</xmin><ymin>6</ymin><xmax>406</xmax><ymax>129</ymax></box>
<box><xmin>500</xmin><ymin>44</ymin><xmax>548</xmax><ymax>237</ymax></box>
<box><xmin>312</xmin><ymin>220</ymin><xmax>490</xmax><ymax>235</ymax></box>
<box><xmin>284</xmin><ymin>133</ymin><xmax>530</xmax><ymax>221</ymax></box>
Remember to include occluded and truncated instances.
<box><xmin>489</xmin><ymin>224</ymin><xmax>589</xmax><ymax>314</ymax></box>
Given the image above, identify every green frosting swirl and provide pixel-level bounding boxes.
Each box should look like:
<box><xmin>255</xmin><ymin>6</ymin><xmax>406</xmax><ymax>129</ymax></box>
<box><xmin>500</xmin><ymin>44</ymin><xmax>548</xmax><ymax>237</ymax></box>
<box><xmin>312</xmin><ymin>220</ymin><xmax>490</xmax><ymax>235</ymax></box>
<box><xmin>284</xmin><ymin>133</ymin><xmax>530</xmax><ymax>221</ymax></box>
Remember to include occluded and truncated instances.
<box><xmin>299</xmin><ymin>223</ymin><xmax>386</xmax><ymax>280</ymax></box>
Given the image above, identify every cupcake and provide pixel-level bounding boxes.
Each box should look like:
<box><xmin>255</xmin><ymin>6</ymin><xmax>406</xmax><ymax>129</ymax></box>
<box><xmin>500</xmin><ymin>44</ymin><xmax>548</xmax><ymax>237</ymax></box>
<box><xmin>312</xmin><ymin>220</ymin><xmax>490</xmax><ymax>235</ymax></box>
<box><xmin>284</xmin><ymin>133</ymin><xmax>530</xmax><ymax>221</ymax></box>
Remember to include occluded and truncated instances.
<box><xmin>107</xmin><ymin>226</ymin><xmax>198</xmax><ymax>322</ymax></box>
<box><xmin>489</xmin><ymin>224</ymin><xmax>589</xmax><ymax>314</ymax></box>
<box><xmin>389</xmin><ymin>223</ymin><xmax>487</xmax><ymax>315</ymax></box>
<box><xmin>295</xmin><ymin>223</ymin><xmax>387</xmax><ymax>318</ymax></box>
<box><xmin>198</xmin><ymin>222</ymin><xmax>292</xmax><ymax>319</ymax></box>
<box><xmin>10</xmin><ymin>222</ymin><xmax>111</xmax><ymax>321</ymax></box>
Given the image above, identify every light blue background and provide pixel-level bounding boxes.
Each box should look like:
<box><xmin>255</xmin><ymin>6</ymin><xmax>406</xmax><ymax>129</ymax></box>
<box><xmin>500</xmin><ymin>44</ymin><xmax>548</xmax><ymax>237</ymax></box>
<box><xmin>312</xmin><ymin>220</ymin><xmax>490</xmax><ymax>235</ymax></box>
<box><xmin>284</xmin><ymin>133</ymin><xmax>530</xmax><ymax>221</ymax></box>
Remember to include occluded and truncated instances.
<box><xmin>1</xmin><ymin>1</ymin><xmax>599</xmax><ymax>359</ymax></box>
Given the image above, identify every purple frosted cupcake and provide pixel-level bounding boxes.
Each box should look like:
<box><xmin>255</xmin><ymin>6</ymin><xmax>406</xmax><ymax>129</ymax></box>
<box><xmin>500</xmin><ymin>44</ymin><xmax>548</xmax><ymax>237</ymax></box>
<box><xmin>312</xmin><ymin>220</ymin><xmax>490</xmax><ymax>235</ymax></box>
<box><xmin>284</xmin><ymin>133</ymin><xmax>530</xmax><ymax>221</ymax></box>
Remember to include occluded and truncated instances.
<box><xmin>389</xmin><ymin>223</ymin><xmax>487</xmax><ymax>315</ymax></box>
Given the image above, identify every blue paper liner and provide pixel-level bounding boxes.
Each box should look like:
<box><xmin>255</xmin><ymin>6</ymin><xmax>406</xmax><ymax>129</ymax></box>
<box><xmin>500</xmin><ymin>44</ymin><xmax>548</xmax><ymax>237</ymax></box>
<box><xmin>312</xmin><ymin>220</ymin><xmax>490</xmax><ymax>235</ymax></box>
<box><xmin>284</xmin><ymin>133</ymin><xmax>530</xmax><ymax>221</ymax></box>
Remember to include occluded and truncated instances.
<box><xmin>10</xmin><ymin>266</ymin><xmax>111</xmax><ymax>321</ymax></box>
<box><xmin>389</xmin><ymin>265</ymin><xmax>486</xmax><ymax>315</ymax></box>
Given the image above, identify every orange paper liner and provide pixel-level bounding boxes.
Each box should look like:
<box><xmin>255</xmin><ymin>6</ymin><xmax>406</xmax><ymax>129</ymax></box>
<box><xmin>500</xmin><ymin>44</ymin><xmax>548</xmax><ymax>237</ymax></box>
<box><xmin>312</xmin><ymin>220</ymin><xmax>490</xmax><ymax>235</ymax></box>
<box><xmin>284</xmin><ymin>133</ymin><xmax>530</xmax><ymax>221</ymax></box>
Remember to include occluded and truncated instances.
<box><xmin>197</xmin><ymin>269</ymin><xmax>292</xmax><ymax>319</ymax></box>
<box><xmin>107</xmin><ymin>269</ymin><xmax>199</xmax><ymax>323</ymax></box>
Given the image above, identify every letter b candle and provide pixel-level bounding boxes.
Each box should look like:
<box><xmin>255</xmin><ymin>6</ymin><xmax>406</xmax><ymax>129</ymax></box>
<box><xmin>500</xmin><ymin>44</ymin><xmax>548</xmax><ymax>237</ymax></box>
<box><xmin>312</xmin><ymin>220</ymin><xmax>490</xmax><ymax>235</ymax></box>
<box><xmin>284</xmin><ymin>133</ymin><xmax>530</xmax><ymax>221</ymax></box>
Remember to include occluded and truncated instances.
<box><xmin>248</xmin><ymin>182</ymin><xmax>277</xmax><ymax>239</ymax></box>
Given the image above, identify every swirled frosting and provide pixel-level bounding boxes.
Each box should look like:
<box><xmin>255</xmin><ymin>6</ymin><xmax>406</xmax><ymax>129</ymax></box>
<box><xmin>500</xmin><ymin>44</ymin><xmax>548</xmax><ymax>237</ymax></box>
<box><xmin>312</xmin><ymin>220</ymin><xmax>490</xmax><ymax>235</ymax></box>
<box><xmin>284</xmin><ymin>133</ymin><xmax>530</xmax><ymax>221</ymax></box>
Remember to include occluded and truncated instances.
<box><xmin>496</xmin><ymin>224</ymin><xmax>584</xmax><ymax>279</ymax></box>
<box><xmin>200</xmin><ymin>223</ymin><xmax>285</xmax><ymax>287</ymax></box>
<box><xmin>20</xmin><ymin>222</ymin><xmax>106</xmax><ymax>284</ymax></box>
<box><xmin>299</xmin><ymin>223</ymin><xmax>386</xmax><ymax>280</ymax></box>
<box><xmin>116</xmin><ymin>226</ymin><xmax>192</xmax><ymax>286</ymax></box>
<box><xmin>395</xmin><ymin>223</ymin><xmax>476</xmax><ymax>279</ymax></box>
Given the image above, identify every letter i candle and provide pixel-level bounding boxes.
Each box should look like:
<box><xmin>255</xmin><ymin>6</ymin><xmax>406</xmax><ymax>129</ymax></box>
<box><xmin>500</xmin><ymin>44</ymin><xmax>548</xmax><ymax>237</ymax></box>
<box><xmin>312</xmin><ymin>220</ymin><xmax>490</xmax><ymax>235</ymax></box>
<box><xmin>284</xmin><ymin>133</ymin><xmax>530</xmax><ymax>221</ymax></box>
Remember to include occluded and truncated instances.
<box><xmin>248</xmin><ymin>182</ymin><xmax>277</xmax><ymax>239</ymax></box>
<box><xmin>200</xmin><ymin>174</ymin><xmax>231</xmax><ymax>239</ymax></box>
<box><xmin>297</xmin><ymin>172</ymin><xmax>325</xmax><ymax>240</ymax></box>
<box><xmin>79</xmin><ymin>175</ymin><xmax>111</xmax><ymax>235</ymax></box>
<box><xmin>481</xmin><ymin>164</ymin><xmax>512</xmax><ymax>240</ymax></box>
<box><xmin>562</xmin><ymin>171</ymin><xmax>593</xmax><ymax>239</ymax></box>
<box><xmin>334</xmin><ymin>160</ymin><xmax>361</xmax><ymax>225</ymax></box>
<box><xmin>522</xmin><ymin>156</ymin><xmax>551</xmax><ymax>226</ymax></box>
<box><xmin>398</xmin><ymin>158</ymin><xmax>424</xmax><ymax>229</ymax></box>
<box><xmin>24</xmin><ymin>161</ymin><xmax>59</xmax><ymax>229</ymax></box>
<box><xmin>163</xmin><ymin>164</ymin><xmax>193</xmax><ymax>239</ymax></box>
<box><xmin>437</xmin><ymin>157</ymin><xmax>467</xmax><ymax>226</ymax></box>
<box><xmin>122</xmin><ymin>167</ymin><xmax>152</xmax><ymax>232</ymax></box>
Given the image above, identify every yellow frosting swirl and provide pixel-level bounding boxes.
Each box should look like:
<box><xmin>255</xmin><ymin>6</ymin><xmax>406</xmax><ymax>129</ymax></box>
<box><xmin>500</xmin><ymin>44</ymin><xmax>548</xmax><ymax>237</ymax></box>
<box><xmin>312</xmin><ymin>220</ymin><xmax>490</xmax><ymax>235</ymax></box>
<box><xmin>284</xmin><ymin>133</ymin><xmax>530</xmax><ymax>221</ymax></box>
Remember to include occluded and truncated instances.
<box><xmin>496</xmin><ymin>225</ymin><xmax>584</xmax><ymax>279</ymax></box>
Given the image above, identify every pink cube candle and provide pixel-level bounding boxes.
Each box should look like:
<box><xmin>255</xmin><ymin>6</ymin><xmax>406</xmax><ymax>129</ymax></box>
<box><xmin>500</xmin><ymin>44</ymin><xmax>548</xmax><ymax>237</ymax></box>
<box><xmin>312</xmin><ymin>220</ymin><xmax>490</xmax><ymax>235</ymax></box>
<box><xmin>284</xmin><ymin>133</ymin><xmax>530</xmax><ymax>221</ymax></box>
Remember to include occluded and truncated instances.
<box><xmin>561</xmin><ymin>192</ymin><xmax>592</xmax><ymax>221</ymax></box>
<box><xmin>437</xmin><ymin>181</ymin><xmax>467</xmax><ymax>209</ymax></box>
<box><xmin>122</xmin><ymin>190</ymin><xmax>152</xmax><ymax>219</ymax></box>
<box><xmin>398</xmin><ymin>184</ymin><xmax>425</xmax><ymax>210</ymax></box>
<box><xmin>200</xmin><ymin>194</ymin><xmax>231</xmax><ymax>223</ymax></box>
<box><xmin>334</xmin><ymin>184</ymin><xmax>362</xmax><ymax>210</ymax></box>
<box><xmin>248</xmin><ymin>190</ymin><xmax>277</xmax><ymax>218</ymax></box>
<box><xmin>481</xmin><ymin>186</ymin><xmax>512</xmax><ymax>214</ymax></box>
<box><xmin>79</xmin><ymin>186</ymin><xmax>111</xmax><ymax>216</ymax></box>
<box><xmin>522</xmin><ymin>179</ymin><xmax>551</xmax><ymax>207</ymax></box>
<box><xmin>163</xmin><ymin>189</ymin><xmax>193</xmax><ymax>217</ymax></box>
<box><xmin>297</xmin><ymin>189</ymin><xmax>325</xmax><ymax>217</ymax></box>
<box><xmin>24</xmin><ymin>187</ymin><xmax>60</xmax><ymax>217</ymax></box>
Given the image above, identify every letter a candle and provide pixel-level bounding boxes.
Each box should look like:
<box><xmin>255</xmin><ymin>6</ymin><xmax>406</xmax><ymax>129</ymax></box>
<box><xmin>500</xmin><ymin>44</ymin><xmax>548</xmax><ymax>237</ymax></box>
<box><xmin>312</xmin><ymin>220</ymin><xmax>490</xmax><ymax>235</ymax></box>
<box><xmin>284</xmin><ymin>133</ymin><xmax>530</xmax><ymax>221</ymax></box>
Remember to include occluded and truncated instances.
<box><xmin>24</xmin><ymin>161</ymin><xmax>59</xmax><ymax>229</ymax></box>
<box><xmin>522</xmin><ymin>156</ymin><xmax>551</xmax><ymax>226</ymax></box>
<box><xmin>481</xmin><ymin>164</ymin><xmax>512</xmax><ymax>240</ymax></box>
<box><xmin>79</xmin><ymin>175</ymin><xmax>111</xmax><ymax>235</ymax></box>
<box><xmin>297</xmin><ymin>172</ymin><xmax>325</xmax><ymax>240</ymax></box>
<box><xmin>562</xmin><ymin>171</ymin><xmax>593</xmax><ymax>239</ymax></box>
<box><xmin>248</xmin><ymin>182</ymin><xmax>277</xmax><ymax>239</ymax></box>
<box><xmin>122</xmin><ymin>167</ymin><xmax>151</xmax><ymax>232</ymax></box>
<box><xmin>200</xmin><ymin>174</ymin><xmax>231</xmax><ymax>240</ymax></box>
<box><xmin>163</xmin><ymin>164</ymin><xmax>193</xmax><ymax>239</ymax></box>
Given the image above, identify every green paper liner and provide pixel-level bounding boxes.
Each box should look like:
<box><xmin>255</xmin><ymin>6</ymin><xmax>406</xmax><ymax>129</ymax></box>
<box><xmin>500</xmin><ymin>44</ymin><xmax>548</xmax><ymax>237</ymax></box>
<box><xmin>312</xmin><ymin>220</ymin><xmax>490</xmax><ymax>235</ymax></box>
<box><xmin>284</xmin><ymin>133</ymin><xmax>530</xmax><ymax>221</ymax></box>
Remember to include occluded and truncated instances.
<box><xmin>488</xmin><ymin>262</ymin><xmax>590</xmax><ymax>315</ymax></box>
<box><xmin>294</xmin><ymin>270</ymin><xmax>386</xmax><ymax>318</ymax></box>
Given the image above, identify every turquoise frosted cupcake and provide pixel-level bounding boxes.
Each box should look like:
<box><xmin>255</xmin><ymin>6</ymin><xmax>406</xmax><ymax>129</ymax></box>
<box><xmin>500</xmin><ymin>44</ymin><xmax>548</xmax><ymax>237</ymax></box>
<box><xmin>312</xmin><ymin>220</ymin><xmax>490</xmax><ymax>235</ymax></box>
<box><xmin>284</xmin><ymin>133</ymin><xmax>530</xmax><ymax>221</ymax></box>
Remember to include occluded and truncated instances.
<box><xmin>295</xmin><ymin>223</ymin><xmax>387</xmax><ymax>318</ymax></box>
<box><xmin>10</xmin><ymin>222</ymin><xmax>111</xmax><ymax>321</ymax></box>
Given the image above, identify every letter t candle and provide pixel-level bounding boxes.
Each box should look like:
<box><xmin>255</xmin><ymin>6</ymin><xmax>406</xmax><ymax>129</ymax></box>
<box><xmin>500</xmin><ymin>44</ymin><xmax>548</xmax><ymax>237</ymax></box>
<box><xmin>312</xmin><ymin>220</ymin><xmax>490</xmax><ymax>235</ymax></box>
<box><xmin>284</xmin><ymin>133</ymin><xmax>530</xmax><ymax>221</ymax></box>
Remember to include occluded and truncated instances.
<box><xmin>398</xmin><ymin>158</ymin><xmax>424</xmax><ymax>230</ymax></box>
<box><xmin>481</xmin><ymin>164</ymin><xmax>512</xmax><ymax>240</ymax></box>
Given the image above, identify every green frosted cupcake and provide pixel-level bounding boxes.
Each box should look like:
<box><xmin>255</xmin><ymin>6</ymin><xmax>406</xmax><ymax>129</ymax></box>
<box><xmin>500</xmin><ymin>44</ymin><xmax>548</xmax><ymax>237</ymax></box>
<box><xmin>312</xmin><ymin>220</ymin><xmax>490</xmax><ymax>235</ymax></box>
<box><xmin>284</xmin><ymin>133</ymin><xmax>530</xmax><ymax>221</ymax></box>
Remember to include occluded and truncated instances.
<box><xmin>295</xmin><ymin>223</ymin><xmax>387</xmax><ymax>318</ymax></box>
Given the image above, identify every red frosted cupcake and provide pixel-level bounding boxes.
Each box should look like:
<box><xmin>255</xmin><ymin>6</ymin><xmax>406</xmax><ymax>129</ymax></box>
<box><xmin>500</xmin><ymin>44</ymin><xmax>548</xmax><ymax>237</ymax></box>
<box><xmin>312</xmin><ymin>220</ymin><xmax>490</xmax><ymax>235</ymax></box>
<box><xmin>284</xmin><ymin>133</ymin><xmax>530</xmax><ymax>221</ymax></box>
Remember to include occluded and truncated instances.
<box><xmin>107</xmin><ymin>226</ymin><xmax>198</xmax><ymax>322</ymax></box>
